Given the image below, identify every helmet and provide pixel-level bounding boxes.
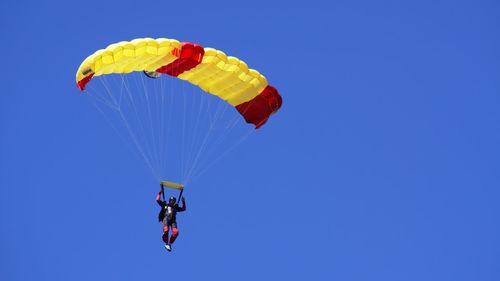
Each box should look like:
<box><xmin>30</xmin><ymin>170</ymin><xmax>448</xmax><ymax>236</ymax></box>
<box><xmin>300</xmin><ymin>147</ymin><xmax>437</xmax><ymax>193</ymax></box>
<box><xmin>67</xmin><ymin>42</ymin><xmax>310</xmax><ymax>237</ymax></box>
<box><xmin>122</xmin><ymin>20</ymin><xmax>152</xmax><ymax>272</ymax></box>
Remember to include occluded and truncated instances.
<box><xmin>168</xmin><ymin>196</ymin><xmax>177</xmax><ymax>205</ymax></box>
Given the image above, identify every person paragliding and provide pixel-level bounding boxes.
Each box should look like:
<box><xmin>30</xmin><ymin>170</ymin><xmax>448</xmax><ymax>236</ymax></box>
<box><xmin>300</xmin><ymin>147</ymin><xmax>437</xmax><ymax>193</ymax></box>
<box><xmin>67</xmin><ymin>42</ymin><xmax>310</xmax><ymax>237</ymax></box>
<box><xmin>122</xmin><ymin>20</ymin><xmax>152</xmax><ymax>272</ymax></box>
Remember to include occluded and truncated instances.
<box><xmin>156</xmin><ymin>182</ymin><xmax>186</xmax><ymax>252</ymax></box>
<box><xmin>75</xmin><ymin>37</ymin><xmax>283</xmax><ymax>251</ymax></box>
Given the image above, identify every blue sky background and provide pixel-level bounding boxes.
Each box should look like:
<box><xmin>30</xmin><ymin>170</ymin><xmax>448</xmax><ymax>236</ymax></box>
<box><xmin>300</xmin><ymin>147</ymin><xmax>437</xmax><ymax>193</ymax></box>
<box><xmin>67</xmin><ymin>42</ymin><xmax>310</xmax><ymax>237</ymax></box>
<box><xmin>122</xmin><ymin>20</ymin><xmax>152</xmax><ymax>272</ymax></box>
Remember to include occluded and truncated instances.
<box><xmin>1</xmin><ymin>0</ymin><xmax>499</xmax><ymax>280</ymax></box>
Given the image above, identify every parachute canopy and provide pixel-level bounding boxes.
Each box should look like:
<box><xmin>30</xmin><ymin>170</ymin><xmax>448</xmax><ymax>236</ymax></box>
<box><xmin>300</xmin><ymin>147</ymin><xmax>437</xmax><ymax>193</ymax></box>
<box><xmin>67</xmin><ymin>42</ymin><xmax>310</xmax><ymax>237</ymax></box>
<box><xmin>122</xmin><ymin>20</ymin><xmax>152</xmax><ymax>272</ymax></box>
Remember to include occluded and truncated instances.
<box><xmin>76</xmin><ymin>38</ymin><xmax>282</xmax><ymax>128</ymax></box>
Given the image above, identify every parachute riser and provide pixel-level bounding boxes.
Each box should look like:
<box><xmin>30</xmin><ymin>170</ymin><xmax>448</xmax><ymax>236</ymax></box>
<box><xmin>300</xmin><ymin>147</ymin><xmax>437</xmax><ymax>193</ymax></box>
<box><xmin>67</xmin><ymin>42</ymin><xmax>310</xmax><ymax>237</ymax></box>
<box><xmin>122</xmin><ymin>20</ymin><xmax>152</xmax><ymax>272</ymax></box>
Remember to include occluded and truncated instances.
<box><xmin>177</xmin><ymin>189</ymin><xmax>184</xmax><ymax>204</ymax></box>
<box><xmin>160</xmin><ymin>184</ymin><xmax>166</xmax><ymax>201</ymax></box>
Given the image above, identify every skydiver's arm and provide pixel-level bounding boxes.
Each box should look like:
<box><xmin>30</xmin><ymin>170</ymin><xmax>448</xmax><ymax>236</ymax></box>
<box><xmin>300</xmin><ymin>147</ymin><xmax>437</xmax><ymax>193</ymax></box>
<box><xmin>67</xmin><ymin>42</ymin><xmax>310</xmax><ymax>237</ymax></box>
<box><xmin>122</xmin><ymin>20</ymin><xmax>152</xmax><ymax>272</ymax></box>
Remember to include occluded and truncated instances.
<box><xmin>177</xmin><ymin>197</ymin><xmax>186</xmax><ymax>212</ymax></box>
<box><xmin>156</xmin><ymin>191</ymin><xmax>164</xmax><ymax>207</ymax></box>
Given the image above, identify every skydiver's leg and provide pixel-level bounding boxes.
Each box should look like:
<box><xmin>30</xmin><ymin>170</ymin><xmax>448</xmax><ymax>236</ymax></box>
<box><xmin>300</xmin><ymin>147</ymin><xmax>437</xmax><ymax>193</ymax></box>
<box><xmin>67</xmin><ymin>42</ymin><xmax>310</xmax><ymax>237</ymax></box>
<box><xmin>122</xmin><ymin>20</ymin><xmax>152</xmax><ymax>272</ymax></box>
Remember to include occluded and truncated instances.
<box><xmin>162</xmin><ymin>225</ymin><xmax>170</xmax><ymax>244</ymax></box>
<box><xmin>169</xmin><ymin>222</ymin><xmax>179</xmax><ymax>245</ymax></box>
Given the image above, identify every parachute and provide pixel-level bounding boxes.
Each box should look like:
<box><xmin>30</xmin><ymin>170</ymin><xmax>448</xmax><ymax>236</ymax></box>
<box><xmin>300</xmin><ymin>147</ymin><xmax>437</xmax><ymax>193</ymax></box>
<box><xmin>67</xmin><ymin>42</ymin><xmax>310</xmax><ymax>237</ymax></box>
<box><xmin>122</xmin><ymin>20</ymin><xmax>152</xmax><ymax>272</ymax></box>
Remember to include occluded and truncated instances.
<box><xmin>76</xmin><ymin>37</ymin><xmax>282</xmax><ymax>184</ymax></box>
<box><xmin>76</xmin><ymin>38</ymin><xmax>281</xmax><ymax>128</ymax></box>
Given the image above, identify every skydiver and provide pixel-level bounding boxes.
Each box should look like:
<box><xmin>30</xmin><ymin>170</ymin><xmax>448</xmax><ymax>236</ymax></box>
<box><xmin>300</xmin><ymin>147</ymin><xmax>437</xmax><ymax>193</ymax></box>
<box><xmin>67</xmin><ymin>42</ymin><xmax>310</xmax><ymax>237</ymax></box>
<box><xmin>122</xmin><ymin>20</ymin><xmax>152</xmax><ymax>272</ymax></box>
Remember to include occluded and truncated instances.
<box><xmin>156</xmin><ymin>189</ymin><xmax>186</xmax><ymax>252</ymax></box>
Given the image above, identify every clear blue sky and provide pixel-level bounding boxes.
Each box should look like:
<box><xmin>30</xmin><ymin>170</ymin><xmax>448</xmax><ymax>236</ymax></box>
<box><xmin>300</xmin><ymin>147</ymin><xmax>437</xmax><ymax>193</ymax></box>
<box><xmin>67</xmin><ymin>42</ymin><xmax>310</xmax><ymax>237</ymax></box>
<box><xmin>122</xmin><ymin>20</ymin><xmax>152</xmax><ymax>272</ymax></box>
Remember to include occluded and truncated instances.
<box><xmin>1</xmin><ymin>0</ymin><xmax>499</xmax><ymax>280</ymax></box>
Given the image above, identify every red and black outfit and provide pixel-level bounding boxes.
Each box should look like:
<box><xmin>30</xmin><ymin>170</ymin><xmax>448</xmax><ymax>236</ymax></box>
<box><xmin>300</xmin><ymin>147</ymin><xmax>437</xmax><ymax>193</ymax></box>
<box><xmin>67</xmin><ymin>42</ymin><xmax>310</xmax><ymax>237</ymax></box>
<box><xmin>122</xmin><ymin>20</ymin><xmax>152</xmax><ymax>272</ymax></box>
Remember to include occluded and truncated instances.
<box><xmin>156</xmin><ymin>193</ymin><xmax>186</xmax><ymax>245</ymax></box>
